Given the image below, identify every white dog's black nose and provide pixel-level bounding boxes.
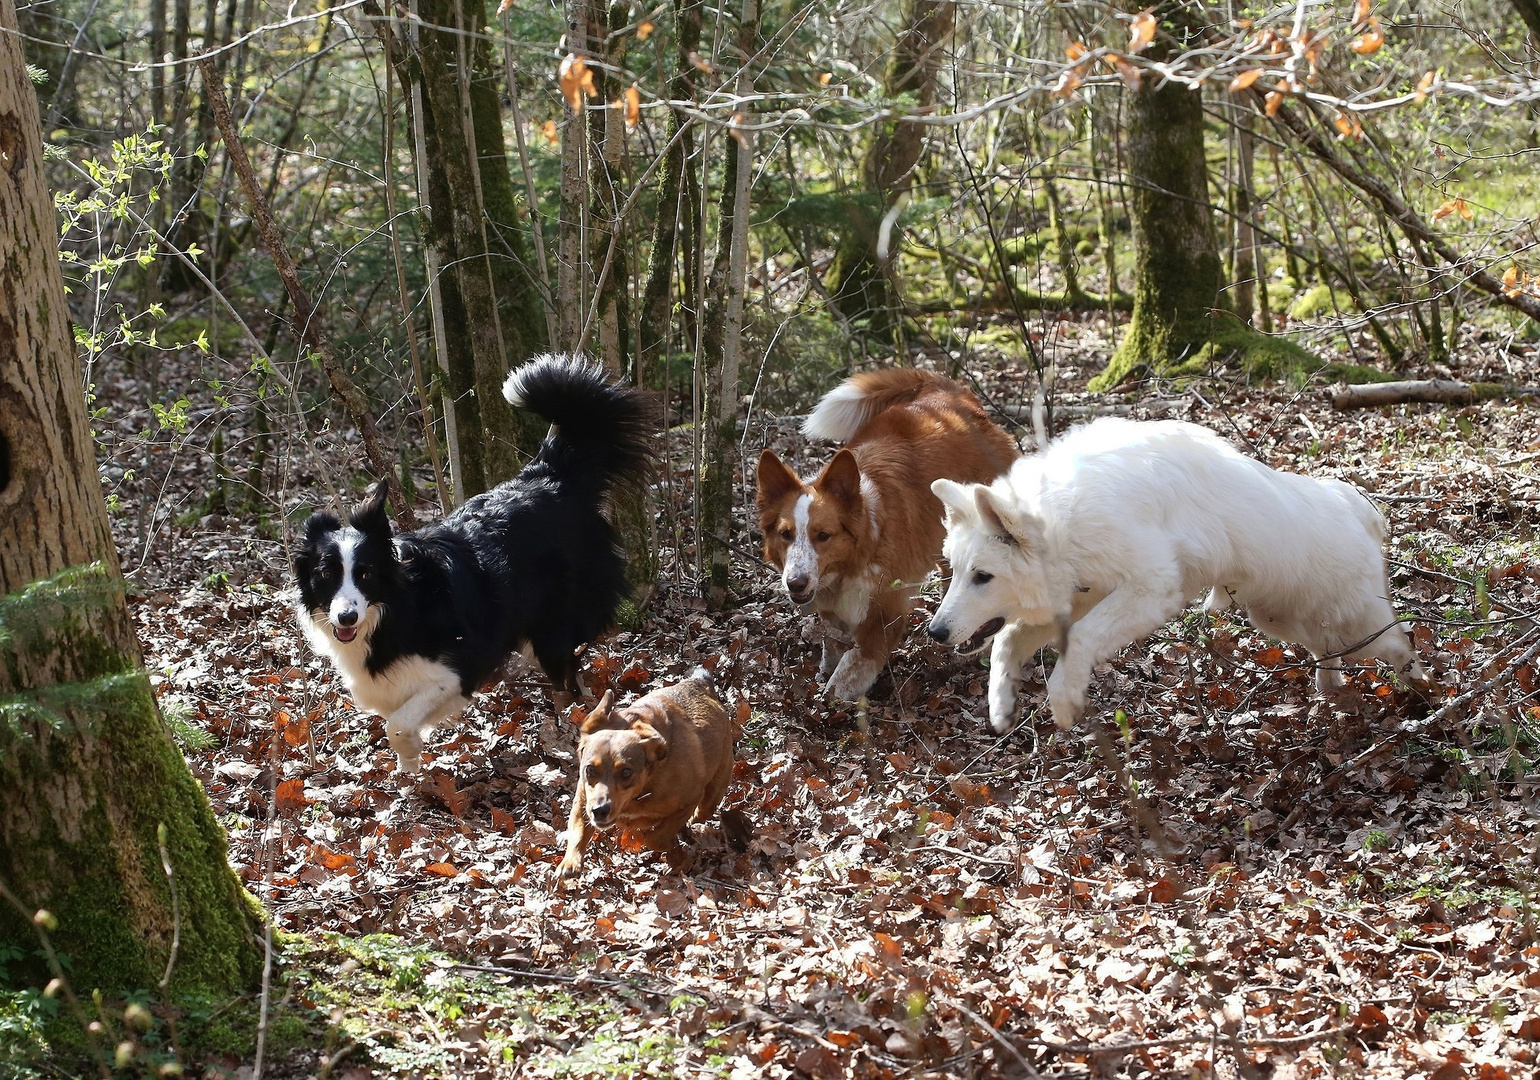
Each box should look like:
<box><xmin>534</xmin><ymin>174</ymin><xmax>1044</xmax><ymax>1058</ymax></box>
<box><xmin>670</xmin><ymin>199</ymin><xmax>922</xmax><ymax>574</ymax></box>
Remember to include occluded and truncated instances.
<box><xmin>927</xmin><ymin>622</ymin><xmax>949</xmax><ymax>643</ymax></box>
<box><xmin>337</xmin><ymin>610</ymin><xmax>358</xmax><ymax>627</ymax></box>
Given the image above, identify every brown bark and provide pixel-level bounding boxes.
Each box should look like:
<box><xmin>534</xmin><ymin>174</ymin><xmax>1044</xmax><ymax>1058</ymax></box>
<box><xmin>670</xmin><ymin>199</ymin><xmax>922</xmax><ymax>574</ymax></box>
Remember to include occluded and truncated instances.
<box><xmin>1</xmin><ymin>0</ymin><xmax>263</xmax><ymax>995</ymax></box>
<box><xmin>197</xmin><ymin>58</ymin><xmax>413</xmax><ymax>527</ymax></box>
<box><xmin>1329</xmin><ymin>379</ymin><xmax>1540</xmax><ymax>410</ymax></box>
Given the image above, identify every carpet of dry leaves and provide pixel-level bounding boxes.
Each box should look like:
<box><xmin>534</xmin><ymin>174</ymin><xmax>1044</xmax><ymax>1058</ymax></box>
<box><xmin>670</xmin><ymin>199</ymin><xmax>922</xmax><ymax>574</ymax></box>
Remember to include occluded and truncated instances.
<box><xmin>107</xmin><ymin>324</ymin><xmax>1540</xmax><ymax>1078</ymax></box>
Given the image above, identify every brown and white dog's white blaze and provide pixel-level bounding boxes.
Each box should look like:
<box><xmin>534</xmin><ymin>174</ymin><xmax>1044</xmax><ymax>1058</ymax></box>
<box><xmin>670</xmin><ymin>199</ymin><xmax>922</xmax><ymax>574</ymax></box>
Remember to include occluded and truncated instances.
<box><xmin>757</xmin><ymin>369</ymin><xmax>1018</xmax><ymax>702</ymax></box>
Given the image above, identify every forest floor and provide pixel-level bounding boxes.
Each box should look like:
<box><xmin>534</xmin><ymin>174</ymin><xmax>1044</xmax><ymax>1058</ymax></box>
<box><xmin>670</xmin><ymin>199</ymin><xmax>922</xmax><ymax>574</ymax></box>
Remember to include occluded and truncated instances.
<box><xmin>106</xmin><ymin>318</ymin><xmax>1540</xmax><ymax>1079</ymax></box>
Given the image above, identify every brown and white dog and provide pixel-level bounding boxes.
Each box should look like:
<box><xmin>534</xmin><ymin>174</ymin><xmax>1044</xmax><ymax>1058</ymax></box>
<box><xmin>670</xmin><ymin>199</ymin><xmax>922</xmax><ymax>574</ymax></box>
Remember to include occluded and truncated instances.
<box><xmin>756</xmin><ymin>370</ymin><xmax>1018</xmax><ymax>701</ymax></box>
<box><xmin>558</xmin><ymin>667</ymin><xmax>735</xmax><ymax>879</ymax></box>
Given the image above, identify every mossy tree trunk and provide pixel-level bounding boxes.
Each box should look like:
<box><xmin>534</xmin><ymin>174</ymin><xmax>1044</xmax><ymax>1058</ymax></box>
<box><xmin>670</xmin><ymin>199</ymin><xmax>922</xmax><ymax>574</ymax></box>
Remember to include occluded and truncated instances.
<box><xmin>825</xmin><ymin>0</ymin><xmax>955</xmax><ymax>341</ymax></box>
<box><xmin>698</xmin><ymin>0</ymin><xmax>757</xmax><ymax>610</ymax></box>
<box><xmin>407</xmin><ymin>0</ymin><xmax>548</xmax><ymax>496</ymax></box>
<box><xmin>0</xmin><ymin>0</ymin><xmax>263</xmax><ymax>995</ymax></box>
<box><xmin>1095</xmin><ymin>16</ymin><xmax>1225</xmax><ymax>387</ymax></box>
<box><xmin>637</xmin><ymin>0</ymin><xmax>702</xmax><ymax>380</ymax></box>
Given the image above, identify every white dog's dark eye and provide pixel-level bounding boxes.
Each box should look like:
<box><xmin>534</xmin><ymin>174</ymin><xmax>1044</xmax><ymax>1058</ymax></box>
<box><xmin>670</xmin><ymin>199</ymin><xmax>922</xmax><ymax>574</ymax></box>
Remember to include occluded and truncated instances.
<box><xmin>972</xmin><ymin>570</ymin><xmax>994</xmax><ymax>585</ymax></box>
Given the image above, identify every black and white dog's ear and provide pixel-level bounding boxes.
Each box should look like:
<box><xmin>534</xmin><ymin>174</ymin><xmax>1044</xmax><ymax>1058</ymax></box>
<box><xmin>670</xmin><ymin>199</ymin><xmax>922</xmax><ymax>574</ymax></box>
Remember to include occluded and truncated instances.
<box><xmin>348</xmin><ymin>480</ymin><xmax>391</xmax><ymax>536</ymax></box>
<box><xmin>294</xmin><ymin>511</ymin><xmax>340</xmax><ymax>577</ymax></box>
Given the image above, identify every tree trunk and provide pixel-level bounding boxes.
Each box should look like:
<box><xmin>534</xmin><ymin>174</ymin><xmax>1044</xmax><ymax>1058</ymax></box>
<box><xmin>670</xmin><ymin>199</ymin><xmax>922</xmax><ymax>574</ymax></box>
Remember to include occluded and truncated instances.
<box><xmin>556</xmin><ymin>0</ymin><xmax>597</xmax><ymax>351</ymax></box>
<box><xmin>407</xmin><ymin>0</ymin><xmax>548</xmax><ymax>494</ymax></box>
<box><xmin>825</xmin><ymin>0</ymin><xmax>954</xmax><ymax>341</ymax></box>
<box><xmin>1510</xmin><ymin>0</ymin><xmax>1540</xmax><ymax>41</ymax></box>
<box><xmin>1094</xmin><ymin>3</ymin><xmax>1317</xmax><ymax>389</ymax></box>
<box><xmin>588</xmin><ymin>0</ymin><xmax>631</xmax><ymax>374</ymax></box>
<box><xmin>698</xmin><ymin>0</ymin><xmax>757</xmax><ymax>610</ymax></box>
<box><xmin>638</xmin><ymin>0</ymin><xmax>702</xmax><ymax>383</ymax></box>
<box><xmin>0</xmin><ymin>0</ymin><xmax>263</xmax><ymax>995</ymax></box>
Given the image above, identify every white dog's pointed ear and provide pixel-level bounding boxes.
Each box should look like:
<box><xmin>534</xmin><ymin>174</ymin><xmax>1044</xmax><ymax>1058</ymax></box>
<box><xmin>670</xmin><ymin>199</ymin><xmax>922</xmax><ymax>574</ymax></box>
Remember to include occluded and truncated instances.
<box><xmin>975</xmin><ymin>487</ymin><xmax>1041</xmax><ymax>551</ymax></box>
<box><xmin>931</xmin><ymin>478</ymin><xmax>973</xmax><ymax>516</ymax></box>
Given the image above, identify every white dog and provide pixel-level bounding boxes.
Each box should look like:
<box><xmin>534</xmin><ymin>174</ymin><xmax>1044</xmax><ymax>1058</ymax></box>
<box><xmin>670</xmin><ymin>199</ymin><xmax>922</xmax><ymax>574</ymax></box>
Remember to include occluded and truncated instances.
<box><xmin>926</xmin><ymin>418</ymin><xmax>1429</xmax><ymax>733</ymax></box>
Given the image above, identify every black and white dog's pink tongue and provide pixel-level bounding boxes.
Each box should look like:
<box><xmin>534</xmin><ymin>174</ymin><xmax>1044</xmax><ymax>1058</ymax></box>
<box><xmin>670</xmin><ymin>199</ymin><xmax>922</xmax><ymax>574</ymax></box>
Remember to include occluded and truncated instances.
<box><xmin>334</xmin><ymin>626</ymin><xmax>357</xmax><ymax>643</ymax></box>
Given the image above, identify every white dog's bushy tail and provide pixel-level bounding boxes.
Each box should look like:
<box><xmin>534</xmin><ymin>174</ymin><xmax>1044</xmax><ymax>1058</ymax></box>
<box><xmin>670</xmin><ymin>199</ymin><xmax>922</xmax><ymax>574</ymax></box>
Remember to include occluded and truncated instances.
<box><xmin>803</xmin><ymin>369</ymin><xmax>953</xmax><ymax>442</ymax></box>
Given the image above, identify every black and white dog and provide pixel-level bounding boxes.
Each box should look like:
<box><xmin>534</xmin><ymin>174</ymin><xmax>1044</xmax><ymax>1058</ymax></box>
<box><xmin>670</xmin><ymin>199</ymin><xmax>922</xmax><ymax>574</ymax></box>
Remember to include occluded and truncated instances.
<box><xmin>293</xmin><ymin>354</ymin><xmax>653</xmax><ymax>773</ymax></box>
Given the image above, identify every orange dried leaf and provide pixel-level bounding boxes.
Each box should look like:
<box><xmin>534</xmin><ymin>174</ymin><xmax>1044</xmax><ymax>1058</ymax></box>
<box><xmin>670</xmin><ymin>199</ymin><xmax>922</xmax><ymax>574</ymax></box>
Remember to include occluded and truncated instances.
<box><xmin>1052</xmin><ymin>68</ymin><xmax>1083</xmax><ymax>98</ymax></box>
<box><xmin>540</xmin><ymin>119</ymin><xmax>558</xmax><ymax>144</ymax></box>
<box><xmin>1264</xmin><ymin>89</ymin><xmax>1285</xmax><ymax>116</ymax></box>
<box><xmin>1113</xmin><ymin>55</ymin><xmax>1142</xmax><ymax>91</ymax></box>
<box><xmin>635</xmin><ymin>19</ymin><xmax>654</xmax><ymax>40</ymax></box>
<box><xmin>1228</xmin><ymin>68</ymin><xmax>1262</xmax><ymax>92</ymax></box>
<box><xmin>1354</xmin><ymin>0</ymin><xmax>1372</xmax><ymax>22</ymax></box>
<box><xmin>281</xmin><ymin>713</ymin><xmax>310</xmax><ymax>748</ymax></box>
<box><xmin>496</xmin><ymin>0</ymin><xmax>515</xmax><ymax>12</ymax></box>
<box><xmin>558</xmin><ymin>53</ymin><xmax>597</xmax><ymax>112</ymax></box>
<box><xmin>818</xmin><ymin>71</ymin><xmax>832</xmax><ymax>86</ymax></box>
<box><xmin>424</xmin><ymin>861</ymin><xmax>459</xmax><ymax>878</ymax></box>
<box><xmin>1128</xmin><ymin>10</ymin><xmax>1157</xmax><ymax>54</ymax></box>
<box><xmin>1501</xmin><ymin>265</ymin><xmax>1525</xmax><ymax>298</ymax></box>
<box><xmin>1066</xmin><ymin>40</ymin><xmax>1088</xmax><ymax>61</ymax></box>
<box><xmin>313</xmin><ymin>846</ymin><xmax>356</xmax><ymax>872</ymax></box>
<box><xmin>1333</xmin><ymin>110</ymin><xmax>1362</xmax><ymax>140</ymax></box>
<box><xmin>623</xmin><ymin>85</ymin><xmax>640</xmax><ymax>128</ymax></box>
<box><xmin>1457</xmin><ymin>197</ymin><xmax>1472</xmax><ymax>220</ymax></box>
<box><xmin>1434</xmin><ymin>197</ymin><xmax>1471</xmax><ymax>222</ymax></box>
<box><xmin>728</xmin><ymin>113</ymin><xmax>748</xmax><ymax>146</ymax></box>
<box><xmin>1256</xmin><ymin>646</ymin><xmax>1286</xmax><ymax>666</ymax></box>
<box><xmin>688</xmin><ymin>50</ymin><xmax>713</xmax><ymax>73</ymax></box>
<box><xmin>275</xmin><ymin>778</ymin><xmax>309</xmax><ymax>811</ymax></box>
<box><xmin>1415</xmin><ymin>69</ymin><xmax>1437</xmax><ymax>103</ymax></box>
<box><xmin>1350</xmin><ymin>17</ymin><xmax>1383</xmax><ymax>55</ymax></box>
<box><xmin>490</xmin><ymin>808</ymin><xmax>517</xmax><ymax>835</ymax></box>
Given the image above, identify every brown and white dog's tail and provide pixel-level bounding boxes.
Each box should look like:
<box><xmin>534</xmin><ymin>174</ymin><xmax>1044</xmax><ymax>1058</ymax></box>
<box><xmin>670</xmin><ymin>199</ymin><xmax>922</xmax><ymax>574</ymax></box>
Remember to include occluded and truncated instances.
<box><xmin>802</xmin><ymin>369</ymin><xmax>956</xmax><ymax>442</ymax></box>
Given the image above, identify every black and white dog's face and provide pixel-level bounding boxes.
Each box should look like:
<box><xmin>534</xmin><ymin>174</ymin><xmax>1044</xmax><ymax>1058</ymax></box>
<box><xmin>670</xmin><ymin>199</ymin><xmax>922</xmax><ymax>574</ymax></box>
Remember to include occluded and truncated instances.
<box><xmin>293</xmin><ymin>485</ymin><xmax>396</xmax><ymax>647</ymax></box>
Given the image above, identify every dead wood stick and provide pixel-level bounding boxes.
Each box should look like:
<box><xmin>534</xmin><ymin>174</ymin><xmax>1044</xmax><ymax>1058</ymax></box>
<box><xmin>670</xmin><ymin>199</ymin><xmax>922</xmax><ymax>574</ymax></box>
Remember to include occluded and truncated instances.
<box><xmin>1330</xmin><ymin>379</ymin><xmax>1540</xmax><ymax>411</ymax></box>
<box><xmin>197</xmin><ymin>58</ymin><xmax>413</xmax><ymax>528</ymax></box>
<box><xmin>994</xmin><ymin>398</ymin><xmax>1189</xmax><ymax>421</ymax></box>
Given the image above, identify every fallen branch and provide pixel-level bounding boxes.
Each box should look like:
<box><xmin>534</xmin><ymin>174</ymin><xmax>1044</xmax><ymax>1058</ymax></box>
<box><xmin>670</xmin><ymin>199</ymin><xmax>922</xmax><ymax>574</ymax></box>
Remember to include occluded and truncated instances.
<box><xmin>995</xmin><ymin>397</ymin><xmax>1189</xmax><ymax>421</ymax></box>
<box><xmin>1330</xmin><ymin>379</ymin><xmax>1540</xmax><ymax>410</ymax></box>
<box><xmin>197</xmin><ymin>58</ymin><xmax>413</xmax><ymax>528</ymax></box>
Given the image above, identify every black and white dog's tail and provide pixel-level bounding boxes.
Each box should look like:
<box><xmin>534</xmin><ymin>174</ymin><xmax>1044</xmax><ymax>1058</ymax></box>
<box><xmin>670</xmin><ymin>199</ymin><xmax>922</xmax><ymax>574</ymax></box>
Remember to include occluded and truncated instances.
<box><xmin>502</xmin><ymin>354</ymin><xmax>654</xmax><ymax>495</ymax></box>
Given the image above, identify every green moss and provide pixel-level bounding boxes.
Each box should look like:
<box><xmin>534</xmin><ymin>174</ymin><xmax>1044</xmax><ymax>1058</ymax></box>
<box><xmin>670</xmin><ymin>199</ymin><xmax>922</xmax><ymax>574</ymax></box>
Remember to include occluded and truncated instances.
<box><xmin>1095</xmin><ymin>312</ymin><xmax>1323</xmax><ymax>389</ymax></box>
<box><xmin>1290</xmin><ymin>283</ymin><xmax>1346</xmax><ymax>320</ymax></box>
<box><xmin>0</xmin><ymin>565</ymin><xmax>263</xmax><ymax>999</ymax></box>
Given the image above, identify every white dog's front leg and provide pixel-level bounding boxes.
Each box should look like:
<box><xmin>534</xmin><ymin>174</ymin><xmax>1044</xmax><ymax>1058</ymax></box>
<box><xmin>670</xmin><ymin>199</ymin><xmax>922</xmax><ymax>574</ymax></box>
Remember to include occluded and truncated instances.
<box><xmin>988</xmin><ymin>622</ymin><xmax>1056</xmax><ymax>733</ymax></box>
<box><xmin>385</xmin><ymin>685</ymin><xmax>471</xmax><ymax>774</ymax></box>
<box><xmin>1049</xmin><ymin>584</ymin><xmax>1183</xmax><ymax>728</ymax></box>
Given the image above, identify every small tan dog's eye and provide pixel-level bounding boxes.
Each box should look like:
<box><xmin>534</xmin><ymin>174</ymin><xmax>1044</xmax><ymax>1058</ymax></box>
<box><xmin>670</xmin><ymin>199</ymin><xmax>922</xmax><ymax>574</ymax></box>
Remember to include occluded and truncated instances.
<box><xmin>618</xmin><ymin>767</ymin><xmax>633</xmax><ymax>782</ymax></box>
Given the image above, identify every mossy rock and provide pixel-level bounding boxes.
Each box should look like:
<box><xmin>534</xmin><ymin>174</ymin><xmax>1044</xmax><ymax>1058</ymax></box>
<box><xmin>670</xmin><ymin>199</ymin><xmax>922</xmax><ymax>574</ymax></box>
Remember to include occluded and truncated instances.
<box><xmin>1093</xmin><ymin>311</ymin><xmax>1324</xmax><ymax>390</ymax></box>
<box><xmin>1290</xmin><ymin>283</ymin><xmax>1346</xmax><ymax>321</ymax></box>
<box><xmin>1074</xmin><ymin>239</ymin><xmax>1097</xmax><ymax>257</ymax></box>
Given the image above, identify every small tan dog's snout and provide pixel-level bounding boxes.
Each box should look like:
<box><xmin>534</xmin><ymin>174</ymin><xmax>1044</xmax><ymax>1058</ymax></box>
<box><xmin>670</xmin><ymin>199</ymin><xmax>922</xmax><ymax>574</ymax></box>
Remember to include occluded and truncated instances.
<box><xmin>558</xmin><ymin>668</ymin><xmax>735</xmax><ymax>881</ymax></box>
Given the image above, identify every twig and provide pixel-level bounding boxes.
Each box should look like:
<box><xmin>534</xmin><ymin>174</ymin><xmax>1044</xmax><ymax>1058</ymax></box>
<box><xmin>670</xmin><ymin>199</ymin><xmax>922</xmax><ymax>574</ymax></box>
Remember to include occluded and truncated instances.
<box><xmin>1038</xmin><ymin>1022</ymin><xmax>1352</xmax><ymax>1056</ymax></box>
<box><xmin>197</xmin><ymin>58</ymin><xmax>413</xmax><ymax>528</ymax></box>
<box><xmin>945</xmin><ymin>997</ymin><xmax>1041</xmax><ymax>1078</ymax></box>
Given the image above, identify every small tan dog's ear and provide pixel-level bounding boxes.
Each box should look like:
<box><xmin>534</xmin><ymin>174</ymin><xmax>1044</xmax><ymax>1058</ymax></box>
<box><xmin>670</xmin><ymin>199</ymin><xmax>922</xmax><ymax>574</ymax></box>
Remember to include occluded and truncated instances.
<box><xmin>579</xmin><ymin>689</ymin><xmax>617</xmax><ymax>734</ymax></box>
<box><xmin>631</xmin><ymin>720</ymin><xmax>669</xmax><ymax>765</ymax></box>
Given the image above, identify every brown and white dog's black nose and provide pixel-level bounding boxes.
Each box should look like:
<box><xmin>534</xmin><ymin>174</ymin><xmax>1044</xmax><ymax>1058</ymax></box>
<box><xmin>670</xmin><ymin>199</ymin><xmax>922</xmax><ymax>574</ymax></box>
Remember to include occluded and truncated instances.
<box><xmin>927</xmin><ymin>621</ymin><xmax>950</xmax><ymax>643</ymax></box>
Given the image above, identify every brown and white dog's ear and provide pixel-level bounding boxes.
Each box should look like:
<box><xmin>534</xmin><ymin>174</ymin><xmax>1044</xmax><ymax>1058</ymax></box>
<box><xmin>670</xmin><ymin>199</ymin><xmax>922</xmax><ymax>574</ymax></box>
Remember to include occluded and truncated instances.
<box><xmin>816</xmin><ymin>448</ymin><xmax>862</xmax><ymax>507</ymax></box>
<box><xmin>630</xmin><ymin>720</ymin><xmax>669</xmax><ymax>765</ymax></box>
<box><xmin>975</xmin><ymin>486</ymin><xmax>1043</xmax><ymax>552</ymax></box>
<box><xmin>755</xmin><ymin>449</ymin><xmax>803</xmax><ymax>512</ymax></box>
<box><xmin>579</xmin><ymin>689</ymin><xmax>617</xmax><ymax>735</ymax></box>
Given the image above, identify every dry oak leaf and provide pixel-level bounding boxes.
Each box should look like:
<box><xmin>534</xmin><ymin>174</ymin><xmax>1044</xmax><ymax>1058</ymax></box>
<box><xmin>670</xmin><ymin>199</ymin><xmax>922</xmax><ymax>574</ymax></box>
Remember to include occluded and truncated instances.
<box><xmin>540</xmin><ymin>119</ymin><xmax>558</xmax><ymax>145</ymax></box>
<box><xmin>1228</xmin><ymin>68</ymin><xmax>1262</xmax><ymax>92</ymax></box>
<box><xmin>1354</xmin><ymin>0</ymin><xmax>1372</xmax><ymax>22</ymax></box>
<box><xmin>1433</xmin><ymin>197</ymin><xmax>1472</xmax><ymax>222</ymax></box>
<box><xmin>1128</xmin><ymin>10</ymin><xmax>1157</xmax><ymax>54</ymax></box>
<box><xmin>818</xmin><ymin>71</ymin><xmax>832</xmax><ymax>86</ymax></box>
<box><xmin>635</xmin><ymin>19</ymin><xmax>654</xmax><ymax>40</ymax></box>
<box><xmin>618</xmin><ymin>85</ymin><xmax>641</xmax><ymax>128</ymax></box>
<box><xmin>1350</xmin><ymin>16</ymin><xmax>1384</xmax><ymax>55</ymax></box>
<box><xmin>275</xmin><ymin>778</ymin><xmax>310</xmax><ymax>812</ymax></box>
<box><xmin>1502</xmin><ymin>265</ymin><xmax>1528</xmax><ymax>298</ymax></box>
<box><xmin>1333</xmin><ymin>109</ymin><xmax>1362</xmax><ymax>140</ymax></box>
<box><xmin>1415</xmin><ymin>69</ymin><xmax>1438</xmax><ymax>103</ymax></box>
<box><xmin>1264</xmin><ymin>89</ymin><xmax>1285</xmax><ymax>116</ymax></box>
<box><xmin>557</xmin><ymin>53</ymin><xmax>597</xmax><ymax>112</ymax></box>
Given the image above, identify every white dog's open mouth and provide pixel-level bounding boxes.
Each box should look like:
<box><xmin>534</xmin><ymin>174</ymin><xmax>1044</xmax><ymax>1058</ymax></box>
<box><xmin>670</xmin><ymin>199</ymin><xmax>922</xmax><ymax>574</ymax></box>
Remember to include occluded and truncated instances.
<box><xmin>958</xmin><ymin>617</ymin><xmax>1006</xmax><ymax>654</ymax></box>
<box><xmin>333</xmin><ymin>625</ymin><xmax>357</xmax><ymax>643</ymax></box>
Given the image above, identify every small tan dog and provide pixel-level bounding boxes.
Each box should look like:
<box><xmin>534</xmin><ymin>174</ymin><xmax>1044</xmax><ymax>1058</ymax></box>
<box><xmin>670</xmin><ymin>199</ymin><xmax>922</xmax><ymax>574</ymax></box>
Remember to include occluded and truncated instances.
<box><xmin>558</xmin><ymin>667</ymin><xmax>735</xmax><ymax>879</ymax></box>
